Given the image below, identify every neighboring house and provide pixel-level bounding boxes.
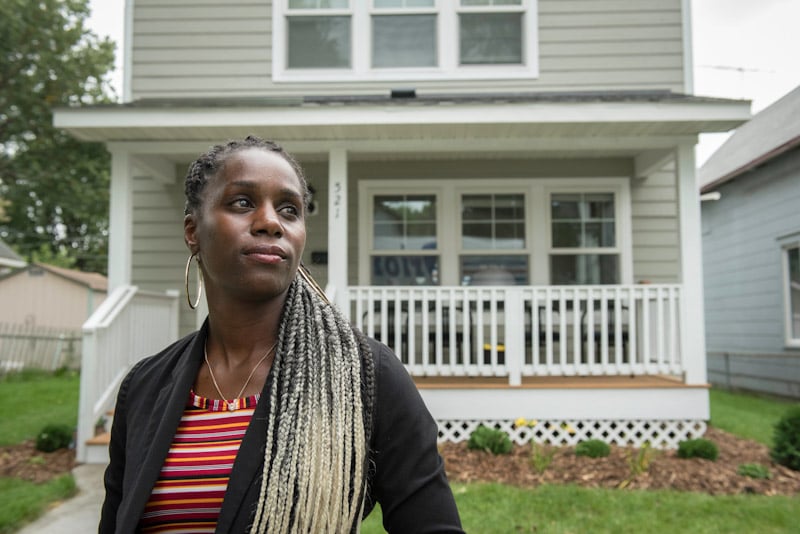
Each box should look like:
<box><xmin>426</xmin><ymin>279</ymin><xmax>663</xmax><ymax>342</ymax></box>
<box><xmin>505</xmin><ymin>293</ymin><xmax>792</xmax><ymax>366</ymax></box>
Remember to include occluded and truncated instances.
<box><xmin>54</xmin><ymin>0</ymin><xmax>751</xmax><ymax>463</ymax></box>
<box><xmin>0</xmin><ymin>263</ymin><xmax>108</xmax><ymax>330</ymax></box>
<box><xmin>699</xmin><ymin>85</ymin><xmax>800</xmax><ymax>399</ymax></box>
<box><xmin>0</xmin><ymin>237</ymin><xmax>25</xmax><ymax>276</ymax></box>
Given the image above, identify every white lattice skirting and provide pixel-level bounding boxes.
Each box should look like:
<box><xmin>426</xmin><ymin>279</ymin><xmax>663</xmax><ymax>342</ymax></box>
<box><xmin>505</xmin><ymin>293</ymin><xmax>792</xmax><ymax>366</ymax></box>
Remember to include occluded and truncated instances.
<box><xmin>438</xmin><ymin>419</ymin><xmax>708</xmax><ymax>449</ymax></box>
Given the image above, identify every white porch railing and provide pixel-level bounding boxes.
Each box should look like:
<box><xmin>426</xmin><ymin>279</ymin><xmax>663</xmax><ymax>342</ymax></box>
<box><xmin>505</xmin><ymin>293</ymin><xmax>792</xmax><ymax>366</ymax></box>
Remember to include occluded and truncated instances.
<box><xmin>76</xmin><ymin>286</ymin><xmax>180</xmax><ymax>463</ymax></box>
<box><xmin>349</xmin><ymin>284</ymin><xmax>683</xmax><ymax>385</ymax></box>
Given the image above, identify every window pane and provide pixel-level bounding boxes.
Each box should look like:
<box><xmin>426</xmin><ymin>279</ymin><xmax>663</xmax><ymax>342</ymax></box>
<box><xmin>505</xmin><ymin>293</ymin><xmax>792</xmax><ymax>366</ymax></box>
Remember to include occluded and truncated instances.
<box><xmin>290</xmin><ymin>0</ymin><xmax>349</xmax><ymax>8</ymax></box>
<box><xmin>789</xmin><ymin>247</ymin><xmax>800</xmax><ymax>339</ymax></box>
<box><xmin>287</xmin><ymin>16</ymin><xmax>351</xmax><ymax>68</ymax></box>
<box><xmin>550</xmin><ymin>255</ymin><xmax>619</xmax><ymax>285</ymax></box>
<box><xmin>495</xmin><ymin>222</ymin><xmax>525</xmax><ymax>248</ymax></box>
<box><xmin>462</xmin><ymin>223</ymin><xmax>493</xmax><ymax>249</ymax></box>
<box><xmin>461</xmin><ymin>0</ymin><xmax>521</xmax><ymax>5</ymax></box>
<box><xmin>460</xmin><ymin>13</ymin><xmax>522</xmax><ymax>65</ymax></box>
<box><xmin>461</xmin><ymin>193</ymin><xmax>525</xmax><ymax>250</ymax></box>
<box><xmin>373</xmin><ymin>15</ymin><xmax>437</xmax><ymax>68</ymax></box>
<box><xmin>551</xmin><ymin>193</ymin><xmax>615</xmax><ymax>248</ymax></box>
<box><xmin>495</xmin><ymin>194</ymin><xmax>525</xmax><ymax>220</ymax></box>
<box><xmin>461</xmin><ymin>255</ymin><xmax>528</xmax><ymax>285</ymax></box>
<box><xmin>373</xmin><ymin>195</ymin><xmax>436</xmax><ymax>251</ymax></box>
<box><xmin>372</xmin><ymin>255</ymin><xmax>439</xmax><ymax>285</ymax></box>
<box><xmin>375</xmin><ymin>0</ymin><xmax>434</xmax><ymax>7</ymax></box>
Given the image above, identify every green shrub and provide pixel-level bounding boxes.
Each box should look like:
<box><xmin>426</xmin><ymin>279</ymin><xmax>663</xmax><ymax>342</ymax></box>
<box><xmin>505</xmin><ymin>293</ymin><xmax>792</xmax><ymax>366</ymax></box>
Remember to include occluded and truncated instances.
<box><xmin>575</xmin><ymin>439</ymin><xmax>611</xmax><ymax>458</ymax></box>
<box><xmin>770</xmin><ymin>406</ymin><xmax>800</xmax><ymax>471</ymax></box>
<box><xmin>35</xmin><ymin>423</ymin><xmax>73</xmax><ymax>453</ymax></box>
<box><xmin>467</xmin><ymin>425</ymin><xmax>512</xmax><ymax>455</ymax></box>
<box><xmin>737</xmin><ymin>463</ymin><xmax>772</xmax><ymax>480</ymax></box>
<box><xmin>676</xmin><ymin>438</ymin><xmax>718</xmax><ymax>461</ymax></box>
<box><xmin>530</xmin><ymin>442</ymin><xmax>556</xmax><ymax>474</ymax></box>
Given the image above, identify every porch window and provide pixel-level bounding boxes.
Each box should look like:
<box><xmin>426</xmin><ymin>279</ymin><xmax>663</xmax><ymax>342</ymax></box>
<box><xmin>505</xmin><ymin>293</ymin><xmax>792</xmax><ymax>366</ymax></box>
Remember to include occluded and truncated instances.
<box><xmin>549</xmin><ymin>193</ymin><xmax>619</xmax><ymax>285</ymax></box>
<box><xmin>372</xmin><ymin>195</ymin><xmax>439</xmax><ymax>285</ymax></box>
<box><xmin>460</xmin><ymin>193</ymin><xmax>528</xmax><ymax>285</ymax></box>
<box><xmin>273</xmin><ymin>0</ymin><xmax>538</xmax><ymax>81</ymax></box>
<box><xmin>784</xmin><ymin>244</ymin><xmax>800</xmax><ymax>346</ymax></box>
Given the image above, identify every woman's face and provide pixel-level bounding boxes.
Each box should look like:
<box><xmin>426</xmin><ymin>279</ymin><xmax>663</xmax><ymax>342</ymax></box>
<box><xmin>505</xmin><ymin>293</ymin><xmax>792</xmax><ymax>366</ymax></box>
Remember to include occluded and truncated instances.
<box><xmin>184</xmin><ymin>147</ymin><xmax>307</xmax><ymax>303</ymax></box>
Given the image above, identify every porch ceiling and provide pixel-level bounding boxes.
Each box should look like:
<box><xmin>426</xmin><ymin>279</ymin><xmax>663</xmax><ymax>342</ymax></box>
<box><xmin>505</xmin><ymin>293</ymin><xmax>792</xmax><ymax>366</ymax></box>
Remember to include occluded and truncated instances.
<box><xmin>54</xmin><ymin>91</ymin><xmax>750</xmax><ymax>159</ymax></box>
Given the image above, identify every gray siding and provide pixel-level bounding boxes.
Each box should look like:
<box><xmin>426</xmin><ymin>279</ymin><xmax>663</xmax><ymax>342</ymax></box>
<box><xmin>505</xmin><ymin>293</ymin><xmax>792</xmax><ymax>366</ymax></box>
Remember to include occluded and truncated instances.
<box><xmin>701</xmin><ymin>149</ymin><xmax>800</xmax><ymax>359</ymax></box>
<box><xmin>631</xmin><ymin>161</ymin><xmax>680</xmax><ymax>282</ymax></box>
<box><xmin>130</xmin><ymin>0</ymin><xmax>686</xmax><ymax>99</ymax></box>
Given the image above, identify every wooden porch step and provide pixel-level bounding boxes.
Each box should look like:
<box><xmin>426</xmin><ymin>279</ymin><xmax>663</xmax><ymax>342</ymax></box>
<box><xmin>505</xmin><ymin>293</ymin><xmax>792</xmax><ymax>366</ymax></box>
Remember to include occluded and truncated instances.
<box><xmin>413</xmin><ymin>374</ymin><xmax>708</xmax><ymax>390</ymax></box>
<box><xmin>86</xmin><ymin>431</ymin><xmax>110</xmax><ymax>446</ymax></box>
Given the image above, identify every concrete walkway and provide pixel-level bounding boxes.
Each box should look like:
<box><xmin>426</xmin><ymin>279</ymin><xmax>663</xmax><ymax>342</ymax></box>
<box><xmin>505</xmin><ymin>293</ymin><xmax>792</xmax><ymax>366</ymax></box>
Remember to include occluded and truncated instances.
<box><xmin>18</xmin><ymin>464</ymin><xmax>104</xmax><ymax>533</ymax></box>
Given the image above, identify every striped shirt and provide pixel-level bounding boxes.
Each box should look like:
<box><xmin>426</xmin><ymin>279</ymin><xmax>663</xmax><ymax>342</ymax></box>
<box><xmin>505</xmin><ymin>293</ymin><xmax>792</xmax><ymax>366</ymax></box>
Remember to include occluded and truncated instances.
<box><xmin>139</xmin><ymin>391</ymin><xmax>258</xmax><ymax>533</ymax></box>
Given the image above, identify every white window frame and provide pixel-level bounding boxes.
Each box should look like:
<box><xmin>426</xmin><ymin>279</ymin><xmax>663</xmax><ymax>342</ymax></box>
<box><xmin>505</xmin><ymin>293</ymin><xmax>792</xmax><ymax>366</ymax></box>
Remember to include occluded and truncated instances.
<box><xmin>545</xmin><ymin>186</ymin><xmax>630</xmax><ymax>285</ymax></box>
<box><xmin>779</xmin><ymin>234</ymin><xmax>800</xmax><ymax>348</ymax></box>
<box><xmin>359</xmin><ymin>178</ymin><xmax>632</xmax><ymax>286</ymax></box>
<box><xmin>272</xmin><ymin>0</ymin><xmax>539</xmax><ymax>83</ymax></box>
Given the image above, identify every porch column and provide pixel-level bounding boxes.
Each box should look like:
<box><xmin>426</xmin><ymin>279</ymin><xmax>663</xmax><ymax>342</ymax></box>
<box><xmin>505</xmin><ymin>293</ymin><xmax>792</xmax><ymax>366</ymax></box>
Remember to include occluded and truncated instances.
<box><xmin>107</xmin><ymin>148</ymin><xmax>133</xmax><ymax>290</ymax></box>
<box><xmin>327</xmin><ymin>148</ymin><xmax>349</xmax><ymax>316</ymax></box>
<box><xmin>676</xmin><ymin>143</ymin><xmax>707</xmax><ymax>385</ymax></box>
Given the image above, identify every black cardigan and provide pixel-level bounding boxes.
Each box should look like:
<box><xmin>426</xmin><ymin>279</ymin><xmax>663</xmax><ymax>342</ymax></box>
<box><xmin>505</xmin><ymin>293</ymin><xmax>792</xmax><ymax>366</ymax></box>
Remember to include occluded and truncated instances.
<box><xmin>98</xmin><ymin>322</ymin><xmax>463</xmax><ymax>533</ymax></box>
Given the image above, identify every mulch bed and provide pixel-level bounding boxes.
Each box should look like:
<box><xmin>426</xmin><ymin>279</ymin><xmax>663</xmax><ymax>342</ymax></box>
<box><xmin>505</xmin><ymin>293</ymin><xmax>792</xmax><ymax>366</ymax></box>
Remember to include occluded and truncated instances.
<box><xmin>2</xmin><ymin>428</ymin><xmax>799</xmax><ymax>496</ymax></box>
<box><xmin>440</xmin><ymin>427</ymin><xmax>800</xmax><ymax>496</ymax></box>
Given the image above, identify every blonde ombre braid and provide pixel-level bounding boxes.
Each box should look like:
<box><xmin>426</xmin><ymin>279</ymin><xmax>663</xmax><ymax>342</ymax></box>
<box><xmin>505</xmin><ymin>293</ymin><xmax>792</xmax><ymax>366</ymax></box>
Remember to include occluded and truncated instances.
<box><xmin>250</xmin><ymin>275</ymin><xmax>375</xmax><ymax>533</ymax></box>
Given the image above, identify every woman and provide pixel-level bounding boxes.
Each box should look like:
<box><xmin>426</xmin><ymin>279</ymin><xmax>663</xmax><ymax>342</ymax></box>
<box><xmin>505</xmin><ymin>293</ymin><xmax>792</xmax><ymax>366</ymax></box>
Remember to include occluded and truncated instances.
<box><xmin>99</xmin><ymin>137</ymin><xmax>463</xmax><ymax>533</ymax></box>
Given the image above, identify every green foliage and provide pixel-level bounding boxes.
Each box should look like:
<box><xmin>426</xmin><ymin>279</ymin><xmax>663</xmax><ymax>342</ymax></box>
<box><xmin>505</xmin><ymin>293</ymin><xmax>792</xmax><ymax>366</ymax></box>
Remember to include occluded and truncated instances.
<box><xmin>0</xmin><ymin>370</ymin><xmax>79</xmax><ymax>446</ymax></box>
<box><xmin>467</xmin><ymin>425</ymin><xmax>512</xmax><ymax>455</ymax></box>
<box><xmin>677</xmin><ymin>438</ymin><xmax>719</xmax><ymax>461</ymax></box>
<box><xmin>529</xmin><ymin>442</ymin><xmax>556</xmax><ymax>474</ymax></box>
<box><xmin>0</xmin><ymin>475</ymin><xmax>76</xmax><ymax>533</ymax></box>
<box><xmin>0</xmin><ymin>0</ymin><xmax>116</xmax><ymax>273</ymax></box>
<box><xmin>35</xmin><ymin>423</ymin><xmax>72</xmax><ymax>452</ymax></box>
<box><xmin>361</xmin><ymin>483</ymin><xmax>800</xmax><ymax>534</ymax></box>
<box><xmin>575</xmin><ymin>439</ymin><xmax>611</xmax><ymax>458</ymax></box>
<box><xmin>709</xmin><ymin>388</ymin><xmax>796</xmax><ymax>446</ymax></box>
<box><xmin>770</xmin><ymin>406</ymin><xmax>800</xmax><ymax>471</ymax></box>
<box><xmin>737</xmin><ymin>463</ymin><xmax>772</xmax><ymax>480</ymax></box>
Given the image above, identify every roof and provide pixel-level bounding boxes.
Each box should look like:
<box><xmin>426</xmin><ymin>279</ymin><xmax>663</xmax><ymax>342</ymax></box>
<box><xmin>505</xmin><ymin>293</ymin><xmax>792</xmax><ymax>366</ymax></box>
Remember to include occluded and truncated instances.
<box><xmin>0</xmin><ymin>238</ymin><xmax>25</xmax><ymax>268</ymax></box>
<box><xmin>699</xmin><ymin>85</ymin><xmax>800</xmax><ymax>192</ymax></box>
<box><xmin>0</xmin><ymin>263</ymin><xmax>108</xmax><ymax>292</ymax></box>
<box><xmin>54</xmin><ymin>90</ymin><xmax>751</xmax><ymax>155</ymax></box>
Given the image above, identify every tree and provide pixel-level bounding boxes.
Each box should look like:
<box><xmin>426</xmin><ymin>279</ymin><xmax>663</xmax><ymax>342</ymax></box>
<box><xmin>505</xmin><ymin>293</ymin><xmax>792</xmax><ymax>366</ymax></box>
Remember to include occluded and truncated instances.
<box><xmin>0</xmin><ymin>0</ymin><xmax>115</xmax><ymax>274</ymax></box>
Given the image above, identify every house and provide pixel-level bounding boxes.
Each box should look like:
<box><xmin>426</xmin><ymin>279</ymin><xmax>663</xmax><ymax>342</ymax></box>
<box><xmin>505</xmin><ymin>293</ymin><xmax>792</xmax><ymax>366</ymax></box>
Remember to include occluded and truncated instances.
<box><xmin>699</xmin><ymin>85</ymin><xmax>800</xmax><ymax>399</ymax></box>
<box><xmin>0</xmin><ymin>263</ymin><xmax>107</xmax><ymax>371</ymax></box>
<box><xmin>53</xmin><ymin>0</ymin><xmax>751</xmax><ymax>463</ymax></box>
<box><xmin>0</xmin><ymin>237</ymin><xmax>25</xmax><ymax>276</ymax></box>
<box><xmin>0</xmin><ymin>262</ymin><xmax>108</xmax><ymax>330</ymax></box>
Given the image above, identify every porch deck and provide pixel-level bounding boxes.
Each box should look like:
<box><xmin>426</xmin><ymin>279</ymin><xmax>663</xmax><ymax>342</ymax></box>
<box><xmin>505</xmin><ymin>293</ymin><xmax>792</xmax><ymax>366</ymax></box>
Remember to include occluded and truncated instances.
<box><xmin>413</xmin><ymin>373</ymin><xmax>699</xmax><ymax>390</ymax></box>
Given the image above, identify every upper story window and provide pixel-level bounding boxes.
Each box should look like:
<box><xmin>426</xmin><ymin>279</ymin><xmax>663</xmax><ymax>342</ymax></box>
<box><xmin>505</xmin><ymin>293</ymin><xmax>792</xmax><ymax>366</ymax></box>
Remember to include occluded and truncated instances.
<box><xmin>782</xmin><ymin>242</ymin><xmax>800</xmax><ymax>347</ymax></box>
<box><xmin>273</xmin><ymin>0</ymin><xmax>539</xmax><ymax>82</ymax></box>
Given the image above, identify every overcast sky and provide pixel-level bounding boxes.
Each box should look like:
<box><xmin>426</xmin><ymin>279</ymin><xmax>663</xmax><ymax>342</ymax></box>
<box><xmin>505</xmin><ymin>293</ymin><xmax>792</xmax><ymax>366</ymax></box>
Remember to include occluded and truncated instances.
<box><xmin>87</xmin><ymin>0</ymin><xmax>800</xmax><ymax>167</ymax></box>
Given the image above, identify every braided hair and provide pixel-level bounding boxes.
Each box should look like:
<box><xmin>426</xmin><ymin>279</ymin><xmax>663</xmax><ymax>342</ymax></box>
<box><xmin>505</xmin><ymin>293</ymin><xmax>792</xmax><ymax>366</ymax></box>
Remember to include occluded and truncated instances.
<box><xmin>184</xmin><ymin>136</ymin><xmax>311</xmax><ymax>216</ymax></box>
<box><xmin>183</xmin><ymin>138</ymin><xmax>376</xmax><ymax>532</ymax></box>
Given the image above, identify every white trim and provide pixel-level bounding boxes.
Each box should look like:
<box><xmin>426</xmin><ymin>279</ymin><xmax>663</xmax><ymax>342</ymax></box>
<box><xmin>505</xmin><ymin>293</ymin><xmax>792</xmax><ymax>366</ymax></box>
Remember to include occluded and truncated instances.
<box><xmin>681</xmin><ymin>0</ymin><xmax>694</xmax><ymax>95</ymax></box>
<box><xmin>271</xmin><ymin>0</ymin><xmax>539</xmax><ymax>83</ymax></box>
<box><xmin>54</xmin><ymin>101</ymin><xmax>751</xmax><ymax>131</ymax></box>
<box><xmin>778</xmin><ymin>234</ymin><xmax>800</xmax><ymax>348</ymax></box>
<box><xmin>359</xmin><ymin>178</ymin><xmax>632</xmax><ymax>286</ymax></box>
<box><xmin>676</xmin><ymin>143</ymin><xmax>706</xmax><ymax>384</ymax></box>
<box><xmin>107</xmin><ymin>149</ymin><xmax>133</xmax><ymax>290</ymax></box>
<box><xmin>122</xmin><ymin>0</ymin><xmax>134</xmax><ymax>102</ymax></box>
<box><xmin>328</xmin><ymin>148</ymin><xmax>350</xmax><ymax>315</ymax></box>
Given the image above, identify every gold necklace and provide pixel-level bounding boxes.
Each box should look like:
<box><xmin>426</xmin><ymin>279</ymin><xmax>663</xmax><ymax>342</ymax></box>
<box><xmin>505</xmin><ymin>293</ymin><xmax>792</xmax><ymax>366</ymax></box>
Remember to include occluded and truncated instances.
<box><xmin>203</xmin><ymin>340</ymin><xmax>278</xmax><ymax>411</ymax></box>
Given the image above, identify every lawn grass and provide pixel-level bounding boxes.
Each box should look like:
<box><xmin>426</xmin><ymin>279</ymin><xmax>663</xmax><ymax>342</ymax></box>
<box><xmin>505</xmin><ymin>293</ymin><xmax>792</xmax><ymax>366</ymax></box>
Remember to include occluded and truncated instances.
<box><xmin>361</xmin><ymin>483</ymin><xmax>799</xmax><ymax>533</ymax></box>
<box><xmin>0</xmin><ymin>475</ymin><xmax>76</xmax><ymax>534</ymax></box>
<box><xmin>0</xmin><ymin>369</ymin><xmax>80</xmax><ymax>447</ymax></box>
<box><xmin>709</xmin><ymin>387</ymin><xmax>799</xmax><ymax>446</ymax></box>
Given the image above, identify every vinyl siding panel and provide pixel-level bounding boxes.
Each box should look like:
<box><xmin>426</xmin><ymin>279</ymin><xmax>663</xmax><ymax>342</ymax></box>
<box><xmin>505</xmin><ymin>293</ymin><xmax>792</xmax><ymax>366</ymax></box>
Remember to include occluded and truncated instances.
<box><xmin>129</xmin><ymin>174</ymin><xmax>192</xmax><ymax>335</ymax></box>
<box><xmin>630</xmin><ymin>161</ymin><xmax>680</xmax><ymax>283</ymax></box>
<box><xmin>130</xmin><ymin>0</ymin><xmax>686</xmax><ymax>99</ymax></box>
<box><xmin>701</xmin><ymin>149</ymin><xmax>800</xmax><ymax>356</ymax></box>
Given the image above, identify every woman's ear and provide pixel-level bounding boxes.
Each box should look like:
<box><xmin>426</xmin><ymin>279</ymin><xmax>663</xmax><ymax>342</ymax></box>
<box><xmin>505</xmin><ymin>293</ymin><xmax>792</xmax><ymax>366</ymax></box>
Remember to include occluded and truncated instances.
<box><xmin>184</xmin><ymin>213</ymin><xmax>198</xmax><ymax>253</ymax></box>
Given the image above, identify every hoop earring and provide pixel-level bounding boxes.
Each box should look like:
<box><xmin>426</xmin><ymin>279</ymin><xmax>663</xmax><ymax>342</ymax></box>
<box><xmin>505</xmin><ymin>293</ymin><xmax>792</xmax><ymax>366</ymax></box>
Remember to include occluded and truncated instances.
<box><xmin>185</xmin><ymin>252</ymin><xmax>203</xmax><ymax>310</ymax></box>
<box><xmin>298</xmin><ymin>263</ymin><xmax>330</xmax><ymax>305</ymax></box>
